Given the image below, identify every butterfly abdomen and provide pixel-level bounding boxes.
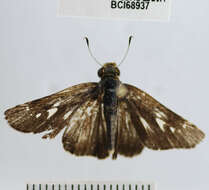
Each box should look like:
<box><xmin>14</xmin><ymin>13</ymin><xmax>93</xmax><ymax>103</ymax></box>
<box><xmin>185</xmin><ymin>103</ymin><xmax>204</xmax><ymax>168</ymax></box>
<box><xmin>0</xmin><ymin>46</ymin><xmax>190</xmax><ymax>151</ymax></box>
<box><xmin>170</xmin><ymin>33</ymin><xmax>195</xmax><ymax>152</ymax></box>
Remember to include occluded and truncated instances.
<box><xmin>101</xmin><ymin>77</ymin><xmax>119</xmax><ymax>150</ymax></box>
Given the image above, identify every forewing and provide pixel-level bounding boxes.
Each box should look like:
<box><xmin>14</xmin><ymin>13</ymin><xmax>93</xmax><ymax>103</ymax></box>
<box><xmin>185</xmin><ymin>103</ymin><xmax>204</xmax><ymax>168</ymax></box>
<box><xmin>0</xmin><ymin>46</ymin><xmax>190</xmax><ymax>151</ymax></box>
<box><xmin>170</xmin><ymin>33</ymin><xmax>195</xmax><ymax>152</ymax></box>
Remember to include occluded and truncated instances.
<box><xmin>4</xmin><ymin>83</ymin><xmax>98</xmax><ymax>139</ymax></box>
<box><xmin>124</xmin><ymin>84</ymin><xmax>205</xmax><ymax>150</ymax></box>
<box><xmin>62</xmin><ymin>98</ymin><xmax>109</xmax><ymax>159</ymax></box>
<box><xmin>115</xmin><ymin>100</ymin><xmax>144</xmax><ymax>157</ymax></box>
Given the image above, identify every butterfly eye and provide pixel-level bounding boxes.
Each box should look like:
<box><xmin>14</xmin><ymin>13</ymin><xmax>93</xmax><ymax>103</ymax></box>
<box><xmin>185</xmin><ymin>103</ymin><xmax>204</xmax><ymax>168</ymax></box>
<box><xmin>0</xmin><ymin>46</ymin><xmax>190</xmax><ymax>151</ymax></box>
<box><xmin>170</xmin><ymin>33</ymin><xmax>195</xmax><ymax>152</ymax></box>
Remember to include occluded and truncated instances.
<box><xmin>98</xmin><ymin>68</ymin><xmax>104</xmax><ymax>78</ymax></box>
<box><xmin>116</xmin><ymin>68</ymin><xmax>120</xmax><ymax>76</ymax></box>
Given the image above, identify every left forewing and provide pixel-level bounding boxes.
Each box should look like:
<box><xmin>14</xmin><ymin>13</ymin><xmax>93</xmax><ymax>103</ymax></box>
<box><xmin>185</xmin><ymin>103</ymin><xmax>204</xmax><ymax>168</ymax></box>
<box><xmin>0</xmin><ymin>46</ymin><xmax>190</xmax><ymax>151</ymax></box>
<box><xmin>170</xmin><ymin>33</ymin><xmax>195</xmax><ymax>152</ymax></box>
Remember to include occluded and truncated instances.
<box><xmin>4</xmin><ymin>82</ymin><xmax>98</xmax><ymax>139</ymax></box>
<box><xmin>124</xmin><ymin>84</ymin><xmax>205</xmax><ymax>150</ymax></box>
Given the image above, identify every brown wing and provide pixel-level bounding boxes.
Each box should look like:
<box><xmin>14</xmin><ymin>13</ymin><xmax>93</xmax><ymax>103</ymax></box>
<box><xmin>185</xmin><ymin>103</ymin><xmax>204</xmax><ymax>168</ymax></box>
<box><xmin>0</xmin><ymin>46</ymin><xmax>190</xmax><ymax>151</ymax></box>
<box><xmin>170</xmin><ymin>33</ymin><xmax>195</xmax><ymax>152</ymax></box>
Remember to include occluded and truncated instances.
<box><xmin>4</xmin><ymin>83</ymin><xmax>98</xmax><ymax>139</ymax></box>
<box><xmin>62</xmin><ymin>98</ymin><xmax>110</xmax><ymax>159</ymax></box>
<box><xmin>113</xmin><ymin>100</ymin><xmax>144</xmax><ymax>159</ymax></box>
<box><xmin>123</xmin><ymin>84</ymin><xmax>205</xmax><ymax>150</ymax></box>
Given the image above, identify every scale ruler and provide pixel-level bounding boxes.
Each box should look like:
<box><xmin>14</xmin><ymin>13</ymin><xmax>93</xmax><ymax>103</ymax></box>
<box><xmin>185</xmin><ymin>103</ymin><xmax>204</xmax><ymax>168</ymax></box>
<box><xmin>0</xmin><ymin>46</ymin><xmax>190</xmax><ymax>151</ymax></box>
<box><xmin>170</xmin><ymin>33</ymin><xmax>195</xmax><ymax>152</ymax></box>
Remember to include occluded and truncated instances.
<box><xmin>26</xmin><ymin>182</ymin><xmax>155</xmax><ymax>190</ymax></box>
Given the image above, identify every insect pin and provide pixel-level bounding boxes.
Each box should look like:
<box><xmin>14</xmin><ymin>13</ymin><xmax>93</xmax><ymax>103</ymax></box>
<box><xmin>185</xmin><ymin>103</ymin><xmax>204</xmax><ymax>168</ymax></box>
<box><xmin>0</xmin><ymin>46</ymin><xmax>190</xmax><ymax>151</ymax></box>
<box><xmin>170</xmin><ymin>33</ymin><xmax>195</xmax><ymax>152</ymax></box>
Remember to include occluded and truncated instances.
<box><xmin>4</xmin><ymin>36</ymin><xmax>205</xmax><ymax>159</ymax></box>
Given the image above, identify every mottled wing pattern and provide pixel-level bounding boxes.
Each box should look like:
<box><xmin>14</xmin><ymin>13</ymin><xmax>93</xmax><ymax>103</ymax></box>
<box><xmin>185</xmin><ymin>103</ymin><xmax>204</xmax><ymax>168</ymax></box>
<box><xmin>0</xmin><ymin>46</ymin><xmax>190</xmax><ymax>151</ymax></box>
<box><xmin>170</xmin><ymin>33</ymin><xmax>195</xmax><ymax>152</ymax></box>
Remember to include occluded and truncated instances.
<box><xmin>115</xmin><ymin>100</ymin><xmax>144</xmax><ymax>157</ymax></box>
<box><xmin>62</xmin><ymin>99</ymin><xmax>110</xmax><ymax>159</ymax></box>
<box><xmin>4</xmin><ymin>83</ymin><xmax>98</xmax><ymax>139</ymax></box>
<box><xmin>124</xmin><ymin>84</ymin><xmax>205</xmax><ymax>150</ymax></box>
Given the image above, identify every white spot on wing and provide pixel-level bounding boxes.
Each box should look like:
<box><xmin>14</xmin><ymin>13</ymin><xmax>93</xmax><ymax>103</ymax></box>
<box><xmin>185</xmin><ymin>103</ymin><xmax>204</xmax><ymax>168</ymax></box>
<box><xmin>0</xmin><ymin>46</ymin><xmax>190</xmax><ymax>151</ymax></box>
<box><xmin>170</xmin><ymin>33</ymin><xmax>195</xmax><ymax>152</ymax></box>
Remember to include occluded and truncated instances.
<box><xmin>125</xmin><ymin>114</ymin><xmax>129</xmax><ymax>129</ymax></box>
<box><xmin>53</xmin><ymin>101</ymin><xmax>61</xmax><ymax>107</ymax></box>
<box><xmin>183</xmin><ymin>122</ymin><xmax>192</xmax><ymax>129</ymax></box>
<box><xmin>47</xmin><ymin>108</ymin><xmax>57</xmax><ymax>119</ymax></box>
<box><xmin>156</xmin><ymin>118</ymin><xmax>166</xmax><ymax>131</ymax></box>
<box><xmin>140</xmin><ymin>117</ymin><xmax>150</xmax><ymax>130</ymax></box>
<box><xmin>36</xmin><ymin>113</ymin><xmax>41</xmax><ymax>118</ymax></box>
<box><xmin>86</xmin><ymin>106</ymin><xmax>92</xmax><ymax>114</ymax></box>
<box><xmin>170</xmin><ymin>127</ymin><xmax>175</xmax><ymax>133</ymax></box>
<box><xmin>64</xmin><ymin>110</ymin><xmax>73</xmax><ymax>120</ymax></box>
<box><xmin>136</xmin><ymin>95</ymin><xmax>141</xmax><ymax>100</ymax></box>
<box><xmin>26</xmin><ymin>106</ymin><xmax>30</xmax><ymax>111</ymax></box>
<box><xmin>155</xmin><ymin>108</ymin><xmax>167</xmax><ymax>119</ymax></box>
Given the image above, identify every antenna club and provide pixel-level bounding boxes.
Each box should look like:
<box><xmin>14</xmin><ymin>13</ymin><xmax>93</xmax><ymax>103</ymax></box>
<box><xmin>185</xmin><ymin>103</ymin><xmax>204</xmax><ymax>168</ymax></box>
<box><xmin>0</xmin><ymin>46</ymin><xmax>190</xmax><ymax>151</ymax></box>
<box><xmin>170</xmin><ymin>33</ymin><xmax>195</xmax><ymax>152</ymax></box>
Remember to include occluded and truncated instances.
<box><xmin>84</xmin><ymin>37</ymin><xmax>89</xmax><ymax>46</ymax></box>
<box><xmin>129</xmin><ymin>36</ymin><xmax>133</xmax><ymax>44</ymax></box>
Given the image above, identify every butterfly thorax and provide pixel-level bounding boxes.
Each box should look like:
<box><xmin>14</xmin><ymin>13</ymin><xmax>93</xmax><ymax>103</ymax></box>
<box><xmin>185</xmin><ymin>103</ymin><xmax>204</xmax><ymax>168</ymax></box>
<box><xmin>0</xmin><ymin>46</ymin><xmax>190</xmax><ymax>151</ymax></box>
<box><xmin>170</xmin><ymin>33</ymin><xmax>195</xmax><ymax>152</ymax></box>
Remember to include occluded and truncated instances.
<box><xmin>101</xmin><ymin>77</ymin><xmax>119</xmax><ymax>111</ymax></box>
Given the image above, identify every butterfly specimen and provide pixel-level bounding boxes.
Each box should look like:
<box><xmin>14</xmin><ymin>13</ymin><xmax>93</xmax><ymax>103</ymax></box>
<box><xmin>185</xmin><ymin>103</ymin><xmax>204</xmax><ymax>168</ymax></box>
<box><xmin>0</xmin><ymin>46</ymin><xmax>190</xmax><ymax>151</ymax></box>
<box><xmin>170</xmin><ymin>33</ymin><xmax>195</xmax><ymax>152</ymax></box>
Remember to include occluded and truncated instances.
<box><xmin>4</xmin><ymin>37</ymin><xmax>205</xmax><ymax>159</ymax></box>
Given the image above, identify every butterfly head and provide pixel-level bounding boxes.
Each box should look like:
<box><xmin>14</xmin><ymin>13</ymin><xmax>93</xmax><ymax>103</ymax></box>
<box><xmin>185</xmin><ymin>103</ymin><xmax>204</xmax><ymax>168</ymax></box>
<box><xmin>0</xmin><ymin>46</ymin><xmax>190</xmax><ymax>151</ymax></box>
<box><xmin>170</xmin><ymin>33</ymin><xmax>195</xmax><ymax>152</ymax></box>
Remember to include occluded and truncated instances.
<box><xmin>98</xmin><ymin>62</ymin><xmax>120</xmax><ymax>78</ymax></box>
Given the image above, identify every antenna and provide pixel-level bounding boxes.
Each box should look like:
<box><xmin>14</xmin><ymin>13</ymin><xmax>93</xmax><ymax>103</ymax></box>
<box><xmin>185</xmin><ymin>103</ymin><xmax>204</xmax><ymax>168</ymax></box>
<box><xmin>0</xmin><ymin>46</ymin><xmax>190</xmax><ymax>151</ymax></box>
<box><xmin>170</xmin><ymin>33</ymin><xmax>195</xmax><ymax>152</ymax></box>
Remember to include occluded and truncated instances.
<box><xmin>84</xmin><ymin>37</ymin><xmax>103</xmax><ymax>66</ymax></box>
<box><xmin>118</xmin><ymin>36</ymin><xmax>133</xmax><ymax>67</ymax></box>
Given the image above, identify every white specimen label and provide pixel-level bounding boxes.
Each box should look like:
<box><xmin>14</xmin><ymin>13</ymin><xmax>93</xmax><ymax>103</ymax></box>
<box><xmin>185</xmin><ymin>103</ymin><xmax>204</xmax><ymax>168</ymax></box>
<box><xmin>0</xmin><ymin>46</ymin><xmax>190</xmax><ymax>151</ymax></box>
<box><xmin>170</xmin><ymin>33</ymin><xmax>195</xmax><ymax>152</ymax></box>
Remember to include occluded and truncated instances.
<box><xmin>58</xmin><ymin>0</ymin><xmax>171</xmax><ymax>21</ymax></box>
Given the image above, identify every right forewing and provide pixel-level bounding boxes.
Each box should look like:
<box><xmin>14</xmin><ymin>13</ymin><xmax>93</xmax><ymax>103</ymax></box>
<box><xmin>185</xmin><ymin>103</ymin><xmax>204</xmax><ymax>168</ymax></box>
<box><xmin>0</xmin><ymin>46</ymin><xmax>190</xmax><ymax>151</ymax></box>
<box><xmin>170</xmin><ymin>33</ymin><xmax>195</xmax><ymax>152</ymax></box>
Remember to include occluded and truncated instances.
<box><xmin>124</xmin><ymin>84</ymin><xmax>205</xmax><ymax>150</ymax></box>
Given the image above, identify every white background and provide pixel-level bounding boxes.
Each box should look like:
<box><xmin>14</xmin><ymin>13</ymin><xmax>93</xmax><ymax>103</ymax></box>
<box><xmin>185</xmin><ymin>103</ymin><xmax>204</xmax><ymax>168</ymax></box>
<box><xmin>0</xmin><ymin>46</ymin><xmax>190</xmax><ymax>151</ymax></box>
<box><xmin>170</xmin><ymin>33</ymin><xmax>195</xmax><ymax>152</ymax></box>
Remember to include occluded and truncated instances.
<box><xmin>0</xmin><ymin>0</ymin><xmax>209</xmax><ymax>190</ymax></box>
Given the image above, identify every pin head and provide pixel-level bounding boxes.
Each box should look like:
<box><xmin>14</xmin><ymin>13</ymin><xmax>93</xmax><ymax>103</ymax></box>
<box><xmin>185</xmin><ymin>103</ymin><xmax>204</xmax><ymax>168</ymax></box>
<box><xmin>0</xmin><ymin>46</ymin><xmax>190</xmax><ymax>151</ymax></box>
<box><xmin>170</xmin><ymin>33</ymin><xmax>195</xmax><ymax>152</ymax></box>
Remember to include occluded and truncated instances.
<box><xmin>98</xmin><ymin>62</ymin><xmax>120</xmax><ymax>78</ymax></box>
